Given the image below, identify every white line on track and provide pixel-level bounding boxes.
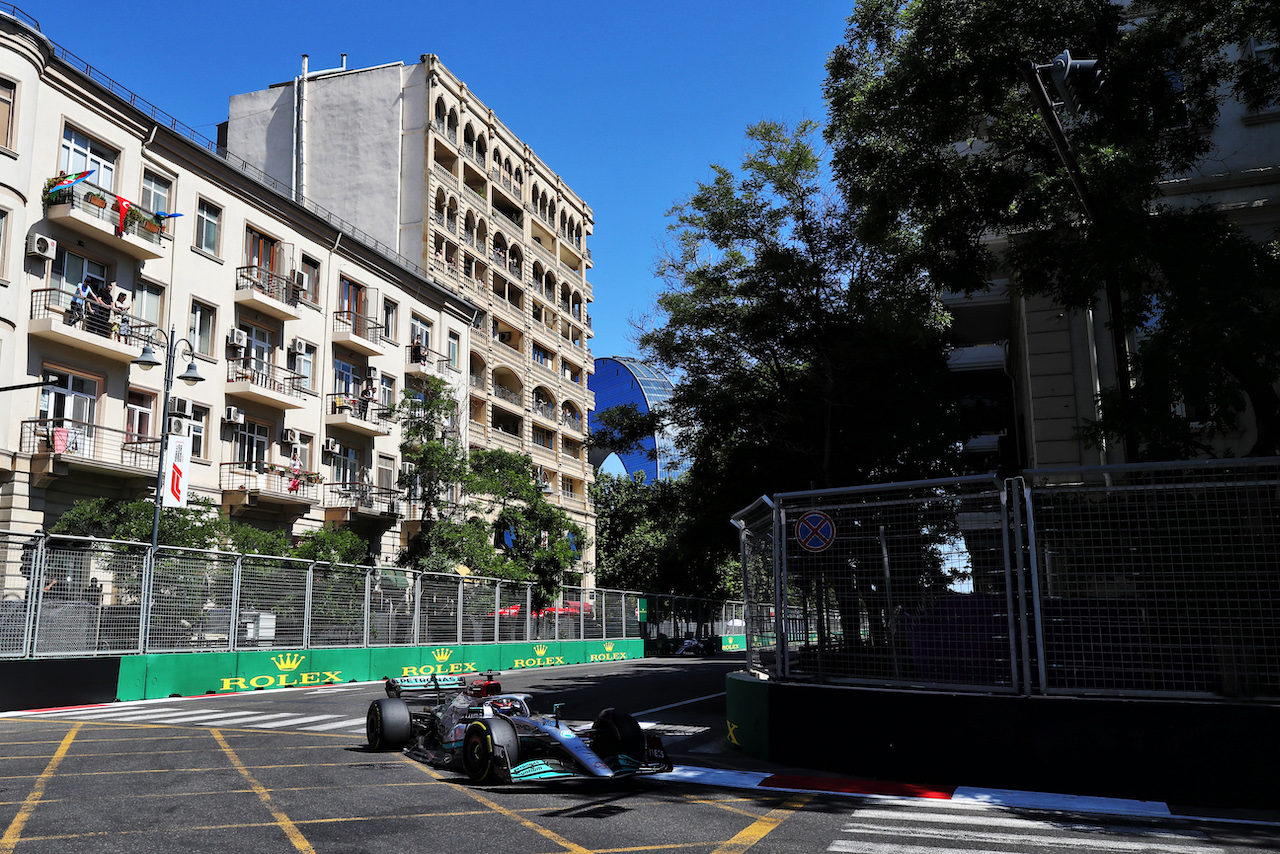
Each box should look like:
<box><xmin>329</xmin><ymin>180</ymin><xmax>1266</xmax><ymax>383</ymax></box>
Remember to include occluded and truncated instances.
<box><xmin>634</xmin><ymin>692</ymin><xmax>725</xmax><ymax>716</ymax></box>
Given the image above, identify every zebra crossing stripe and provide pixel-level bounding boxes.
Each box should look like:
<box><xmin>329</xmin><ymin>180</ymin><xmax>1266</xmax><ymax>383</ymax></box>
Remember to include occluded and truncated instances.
<box><xmin>245</xmin><ymin>715</ymin><xmax>342</xmax><ymax>728</ymax></box>
<box><xmin>301</xmin><ymin>717</ymin><xmax>368</xmax><ymax>731</ymax></box>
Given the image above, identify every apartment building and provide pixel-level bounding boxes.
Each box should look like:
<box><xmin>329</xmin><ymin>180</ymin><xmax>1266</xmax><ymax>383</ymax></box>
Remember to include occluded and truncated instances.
<box><xmin>224</xmin><ymin>54</ymin><xmax>597</xmax><ymax>572</ymax></box>
<box><xmin>0</xmin><ymin>11</ymin><xmax>476</xmax><ymax>563</ymax></box>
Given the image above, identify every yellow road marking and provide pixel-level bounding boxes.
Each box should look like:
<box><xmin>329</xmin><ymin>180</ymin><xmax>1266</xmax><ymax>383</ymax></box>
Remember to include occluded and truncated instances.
<box><xmin>402</xmin><ymin>754</ymin><xmax>592</xmax><ymax>854</ymax></box>
<box><xmin>211</xmin><ymin>729</ymin><xmax>315</xmax><ymax>854</ymax></box>
<box><xmin>708</xmin><ymin>794</ymin><xmax>811</xmax><ymax>854</ymax></box>
<box><xmin>0</xmin><ymin>723</ymin><xmax>81</xmax><ymax>854</ymax></box>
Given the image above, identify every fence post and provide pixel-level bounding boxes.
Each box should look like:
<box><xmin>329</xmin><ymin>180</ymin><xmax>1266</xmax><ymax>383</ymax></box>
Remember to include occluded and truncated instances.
<box><xmin>411</xmin><ymin>572</ymin><xmax>421</xmax><ymax>646</ymax></box>
<box><xmin>1005</xmin><ymin>478</ymin><xmax>1033</xmax><ymax>695</ymax></box>
<box><xmin>229</xmin><ymin>553</ymin><xmax>243</xmax><ymax>652</ymax></box>
<box><xmin>493</xmin><ymin>584</ymin><xmax>501</xmax><ymax>642</ymax></box>
<box><xmin>25</xmin><ymin>534</ymin><xmax>49</xmax><ymax>657</ymax></box>
<box><xmin>773</xmin><ymin>502</ymin><xmax>787</xmax><ymax>679</ymax></box>
<box><xmin>303</xmin><ymin>562</ymin><xmax>316</xmax><ymax>649</ymax></box>
<box><xmin>363</xmin><ymin>567</ymin><xmax>373</xmax><ymax>647</ymax></box>
<box><xmin>455</xmin><ymin>577</ymin><xmax>464</xmax><ymax>645</ymax></box>
<box><xmin>139</xmin><ymin>547</ymin><xmax>155</xmax><ymax>652</ymax></box>
<box><xmin>1021</xmin><ymin>479</ymin><xmax>1049</xmax><ymax>694</ymax></box>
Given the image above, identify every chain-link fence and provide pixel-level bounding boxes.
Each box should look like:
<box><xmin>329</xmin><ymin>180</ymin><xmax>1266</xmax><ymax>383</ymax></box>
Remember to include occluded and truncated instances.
<box><xmin>734</xmin><ymin>460</ymin><xmax>1280</xmax><ymax>700</ymax></box>
<box><xmin>0</xmin><ymin>534</ymin><xmax>678</xmax><ymax>658</ymax></box>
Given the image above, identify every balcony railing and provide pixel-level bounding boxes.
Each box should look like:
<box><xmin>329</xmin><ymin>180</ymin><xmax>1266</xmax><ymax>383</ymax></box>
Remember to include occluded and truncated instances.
<box><xmin>226</xmin><ymin>358</ymin><xmax>304</xmax><ymax>399</ymax></box>
<box><xmin>407</xmin><ymin>344</ymin><xmax>448</xmax><ymax>372</ymax></box>
<box><xmin>29</xmin><ymin>286</ymin><xmax>157</xmax><ymax>345</ymax></box>
<box><xmin>469</xmin><ymin>373</ymin><xmax>484</xmax><ymax>389</ymax></box>
<box><xmin>325</xmin><ymin>482</ymin><xmax>401</xmax><ymax>515</ymax></box>
<box><xmin>493</xmin><ymin>385</ymin><xmax>522</xmax><ymax>407</ymax></box>
<box><xmin>561</xmin><ymin>412</ymin><xmax>583</xmax><ymax>432</ymax></box>
<box><xmin>219</xmin><ymin>461</ymin><xmax>320</xmax><ymax>503</ymax></box>
<box><xmin>235</xmin><ymin>265</ymin><xmax>298</xmax><ymax>306</ymax></box>
<box><xmin>463</xmin><ymin>183</ymin><xmax>487</xmax><ymax>208</ymax></box>
<box><xmin>496</xmin><ymin>207</ymin><xmax>523</xmax><ymax>231</ymax></box>
<box><xmin>333</xmin><ymin>311</ymin><xmax>381</xmax><ymax>343</ymax></box>
<box><xmin>533</xmin><ymin>403</ymin><xmax>556</xmax><ymax>422</ymax></box>
<box><xmin>433</xmin><ymin>161</ymin><xmax>458</xmax><ymax>188</ymax></box>
<box><xmin>45</xmin><ymin>180</ymin><xmax>164</xmax><ymax>249</ymax></box>
<box><xmin>326</xmin><ymin>392</ymin><xmax>397</xmax><ymax>428</ymax></box>
<box><xmin>20</xmin><ymin>418</ymin><xmax>160</xmax><ymax>471</ymax></box>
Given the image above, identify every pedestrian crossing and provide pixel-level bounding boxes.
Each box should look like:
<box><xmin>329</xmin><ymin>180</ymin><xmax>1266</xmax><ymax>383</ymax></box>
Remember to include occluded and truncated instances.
<box><xmin>14</xmin><ymin>703</ymin><xmax>369</xmax><ymax>735</ymax></box>
<box><xmin>826</xmin><ymin>801</ymin><xmax>1229</xmax><ymax>853</ymax></box>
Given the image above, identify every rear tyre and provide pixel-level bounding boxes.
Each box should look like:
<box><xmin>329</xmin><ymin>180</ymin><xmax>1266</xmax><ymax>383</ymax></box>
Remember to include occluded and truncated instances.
<box><xmin>591</xmin><ymin>708</ymin><xmax>645</xmax><ymax>762</ymax></box>
<box><xmin>462</xmin><ymin>717</ymin><xmax>520</xmax><ymax>783</ymax></box>
<box><xmin>366</xmin><ymin>698</ymin><xmax>411</xmax><ymax>750</ymax></box>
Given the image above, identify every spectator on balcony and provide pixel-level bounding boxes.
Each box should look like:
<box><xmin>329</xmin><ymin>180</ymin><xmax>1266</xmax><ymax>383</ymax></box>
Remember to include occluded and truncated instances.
<box><xmin>85</xmin><ymin>277</ymin><xmax>112</xmax><ymax>337</ymax></box>
<box><xmin>112</xmin><ymin>291</ymin><xmax>131</xmax><ymax>342</ymax></box>
<box><xmin>359</xmin><ymin>382</ymin><xmax>376</xmax><ymax>419</ymax></box>
<box><xmin>66</xmin><ymin>277</ymin><xmax>97</xmax><ymax>327</ymax></box>
<box><xmin>411</xmin><ymin>337</ymin><xmax>426</xmax><ymax>364</ymax></box>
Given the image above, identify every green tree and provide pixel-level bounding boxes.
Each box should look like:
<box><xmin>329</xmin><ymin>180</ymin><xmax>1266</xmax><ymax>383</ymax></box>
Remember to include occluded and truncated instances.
<box><xmin>50</xmin><ymin>495</ymin><xmax>226</xmax><ymax>547</ymax></box>
<box><xmin>824</xmin><ymin>0</ymin><xmax>1280</xmax><ymax>457</ymax></box>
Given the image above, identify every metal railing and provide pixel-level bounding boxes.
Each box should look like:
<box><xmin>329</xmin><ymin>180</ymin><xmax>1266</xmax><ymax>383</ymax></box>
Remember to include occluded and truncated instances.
<box><xmin>0</xmin><ymin>531</ymin><xmax>675</xmax><ymax>657</ymax></box>
<box><xmin>235</xmin><ymin>265</ymin><xmax>298</xmax><ymax>306</ymax></box>
<box><xmin>326</xmin><ymin>392</ymin><xmax>396</xmax><ymax>428</ymax></box>
<box><xmin>19</xmin><ymin>419</ymin><xmax>160</xmax><ymax>472</ymax></box>
<box><xmin>219</xmin><ymin>461</ymin><xmax>321</xmax><ymax>502</ymax></box>
<box><xmin>29</xmin><ymin>286</ymin><xmax>157</xmax><ymax>345</ymax></box>
<box><xmin>324</xmin><ymin>482</ymin><xmax>401</xmax><ymax>516</ymax></box>
<box><xmin>733</xmin><ymin>459</ymin><xmax>1280</xmax><ymax>700</ymax></box>
<box><xmin>226</xmin><ymin>358</ymin><xmax>304</xmax><ymax>399</ymax></box>
<box><xmin>332</xmin><ymin>311</ymin><xmax>381</xmax><ymax>343</ymax></box>
<box><xmin>45</xmin><ymin>180</ymin><xmax>164</xmax><ymax>248</ymax></box>
<box><xmin>493</xmin><ymin>385</ymin><xmax>522</xmax><ymax>407</ymax></box>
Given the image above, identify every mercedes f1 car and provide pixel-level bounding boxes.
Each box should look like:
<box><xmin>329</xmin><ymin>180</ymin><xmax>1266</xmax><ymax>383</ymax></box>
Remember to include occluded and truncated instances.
<box><xmin>365</xmin><ymin>672</ymin><xmax>673</xmax><ymax>784</ymax></box>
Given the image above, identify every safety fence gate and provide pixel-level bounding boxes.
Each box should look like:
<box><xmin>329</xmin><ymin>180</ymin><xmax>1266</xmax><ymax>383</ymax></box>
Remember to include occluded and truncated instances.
<box><xmin>733</xmin><ymin>459</ymin><xmax>1280</xmax><ymax>700</ymax></box>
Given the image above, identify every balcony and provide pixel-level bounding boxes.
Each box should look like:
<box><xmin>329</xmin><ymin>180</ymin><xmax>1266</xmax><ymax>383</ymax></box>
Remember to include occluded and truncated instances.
<box><xmin>433</xmin><ymin>161</ymin><xmax>458</xmax><ymax>189</ymax></box>
<box><xmin>324</xmin><ymin>483</ymin><xmax>402</xmax><ymax>519</ymax></box>
<box><xmin>561</xmin><ymin>411</ymin><xmax>584</xmax><ymax>433</ymax></box>
<box><xmin>28</xmin><ymin>288</ymin><xmax>157</xmax><ymax>363</ymax></box>
<box><xmin>532</xmin><ymin>402</ymin><xmax>556</xmax><ymax>423</ymax></box>
<box><xmin>234</xmin><ymin>266</ymin><xmax>302</xmax><ymax>321</ymax></box>
<box><xmin>495</xmin><ymin>207</ymin><xmax>523</xmax><ymax>233</ymax></box>
<box><xmin>488</xmin><ymin>425</ymin><xmax>524</xmax><ymax>452</ymax></box>
<box><xmin>45</xmin><ymin>181</ymin><xmax>165</xmax><ymax>260</ymax></box>
<box><xmin>225</xmin><ymin>358</ymin><xmax>306</xmax><ymax>409</ymax></box>
<box><xmin>220</xmin><ymin>461</ymin><xmax>320</xmax><ymax>509</ymax></box>
<box><xmin>493</xmin><ymin>384</ymin><xmax>522</xmax><ymax>407</ymax></box>
<box><xmin>21</xmin><ymin>419</ymin><xmax>159</xmax><ymax>486</ymax></box>
<box><xmin>324</xmin><ymin>392</ymin><xmax>394</xmax><ymax>437</ymax></box>
<box><xmin>332</xmin><ymin>311</ymin><xmax>383</xmax><ymax>356</ymax></box>
<box><xmin>469</xmin><ymin>372</ymin><xmax>485</xmax><ymax>390</ymax></box>
<box><xmin>406</xmin><ymin>345</ymin><xmax>449</xmax><ymax>380</ymax></box>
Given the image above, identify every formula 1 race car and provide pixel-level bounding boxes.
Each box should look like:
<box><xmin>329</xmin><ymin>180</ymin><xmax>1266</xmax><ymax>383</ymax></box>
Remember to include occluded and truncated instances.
<box><xmin>365</xmin><ymin>672</ymin><xmax>673</xmax><ymax>784</ymax></box>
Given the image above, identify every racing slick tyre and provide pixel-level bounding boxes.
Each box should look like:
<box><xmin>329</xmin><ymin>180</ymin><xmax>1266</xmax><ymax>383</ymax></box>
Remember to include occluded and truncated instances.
<box><xmin>366</xmin><ymin>698</ymin><xmax>412</xmax><ymax>750</ymax></box>
<box><xmin>590</xmin><ymin>708</ymin><xmax>645</xmax><ymax>763</ymax></box>
<box><xmin>462</xmin><ymin>717</ymin><xmax>520</xmax><ymax>784</ymax></box>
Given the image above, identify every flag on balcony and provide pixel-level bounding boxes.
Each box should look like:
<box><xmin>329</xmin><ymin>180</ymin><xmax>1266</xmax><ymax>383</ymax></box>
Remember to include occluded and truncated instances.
<box><xmin>47</xmin><ymin>170</ymin><xmax>94</xmax><ymax>195</ymax></box>
<box><xmin>114</xmin><ymin>196</ymin><xmax>133</xmax><ymax>234</ymax></box>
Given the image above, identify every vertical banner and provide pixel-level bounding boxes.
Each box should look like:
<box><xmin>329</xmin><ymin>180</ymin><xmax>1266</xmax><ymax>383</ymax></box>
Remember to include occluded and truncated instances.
<box><xmin>162</xmin><ymin>436</ymin><xmax>190</xmax><ymax>508</ymax></box>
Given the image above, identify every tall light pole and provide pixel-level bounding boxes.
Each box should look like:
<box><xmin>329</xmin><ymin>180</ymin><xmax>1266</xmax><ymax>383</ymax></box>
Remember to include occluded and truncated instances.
<box><xmin>132</xmin><ymin>325</ymin><xmax>204</xmax><ymax>550</ymax></box>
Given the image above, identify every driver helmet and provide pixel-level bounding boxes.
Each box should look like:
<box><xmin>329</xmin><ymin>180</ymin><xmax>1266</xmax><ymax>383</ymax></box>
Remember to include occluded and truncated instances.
<box><xmin>488</xmin><ymin>697</ymin><xmax>524</xmax><ymax>717</ymax></box>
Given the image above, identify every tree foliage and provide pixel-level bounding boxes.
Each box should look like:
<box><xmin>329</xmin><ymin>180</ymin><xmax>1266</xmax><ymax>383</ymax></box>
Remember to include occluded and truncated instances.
<box><xmin>824</xmin><ymin>0</ymin><xmax>1280</xmax><ymax>457</ymax></box>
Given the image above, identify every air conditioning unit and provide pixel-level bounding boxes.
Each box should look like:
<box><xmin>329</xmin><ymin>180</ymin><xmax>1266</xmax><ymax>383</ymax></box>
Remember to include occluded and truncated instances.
<box><xmin>227</xmin><ymin>328</ymin><xmax>248</xmax><ymax>350</ymax></box>
<box><xmin>166</xmin><ymin>416</ymin><xmax>188</xmax><ymax>436</ymax></box>
<box><xmin>26</xmin><ymin>233</ymin><xmax>57</xmax><ymax>260</ymax></box>
<box><xmin>281</xmin><ymin>428</ymin><xmax>298</xmax><ymax>445</ymax></box>
<box><xmin>290</xmin><ymin>337</ymin><xmax>308</xmax><ymax>354</ymax></box>
<box><xmin>323</xmin><ymin>438</ymin><xmax>341</xmax><ymax>455</ymax></box>
<box><xmin>168</xmin><ymin>397</ymin><xmax>193</xmax><ymax>418</ymax></box>
<box><xmin>497</xmin><ymin>331</ymin><xmax>513</xmax><ymax>343</ymax></box>
<box><xmin>366</xmin><ymin>366</ymin><xmax>379</xmax><ymax>383</ymax></box>
<box><xmin>224</xmin><ymin>406</ymin><xmax>245</xmax><ymax>424</ymax></box>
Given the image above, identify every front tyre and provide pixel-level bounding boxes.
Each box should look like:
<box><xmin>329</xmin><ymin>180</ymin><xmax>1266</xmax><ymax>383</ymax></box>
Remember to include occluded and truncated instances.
<box><xmin>462</xmin><ymin>717</ymin><xmax>520</xmax><ymax>783</ymax></box>
<box><xmin>591</xmin><ymin>708</ymin><xmax>645</xmax><ymax>762</ymax></box>
<box><xmin>366</xmin><ymin>698</ymin><xmax>411</xmax><ymax>750</ymax></box>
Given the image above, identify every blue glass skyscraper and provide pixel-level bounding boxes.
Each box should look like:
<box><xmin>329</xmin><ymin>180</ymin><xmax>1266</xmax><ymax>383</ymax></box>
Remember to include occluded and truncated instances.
<box><xmin>588</xmin><ymin>357</ymin><xmax>686</xmax><ymax>481</ymax></box>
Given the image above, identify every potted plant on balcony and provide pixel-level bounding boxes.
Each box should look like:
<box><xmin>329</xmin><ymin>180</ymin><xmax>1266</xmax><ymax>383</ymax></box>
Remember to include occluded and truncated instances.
<box><xmin>85</xmin><ymin>192</ymin><xmax>107</xmax><ymax>209</ymax></box>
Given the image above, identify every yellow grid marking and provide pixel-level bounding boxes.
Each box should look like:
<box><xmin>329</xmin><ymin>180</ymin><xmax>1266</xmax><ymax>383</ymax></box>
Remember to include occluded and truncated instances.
<box><xmin>708</xmin><ymin>794</ymin><xmax>811</xmax><ymax>854</ymax></box>
<box><xmin>211</xmin><ymin>729</ymin><xmax>315</xmax><ymax>854</ymax></box>
<box><xmin>0</xmin><ymin>722</ymin><xmax>81</xmax><ymax>854</ymax></box>
<box><xmin>401</xmin><ymin>753</ymin><xmax>592</xmax><ymax>854</ymax></box>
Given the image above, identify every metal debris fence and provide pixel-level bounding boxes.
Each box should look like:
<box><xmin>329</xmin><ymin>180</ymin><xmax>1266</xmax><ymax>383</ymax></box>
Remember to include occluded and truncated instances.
<box><xmin>733</xmin><ymin>459</ymin><xmax>1280</xmax><ymax>701</ymax></box>
<box><xmin>0</xmin><ymin>533</ymin><xmax>659</xmax><ymax>658</ymax></box>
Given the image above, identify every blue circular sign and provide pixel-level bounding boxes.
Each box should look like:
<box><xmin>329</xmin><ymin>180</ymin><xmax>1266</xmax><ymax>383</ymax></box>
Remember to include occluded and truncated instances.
<box><xmin>795</xmin><ymin>511</ymin><xmax>836</xmax><ymax>552</ymax></box>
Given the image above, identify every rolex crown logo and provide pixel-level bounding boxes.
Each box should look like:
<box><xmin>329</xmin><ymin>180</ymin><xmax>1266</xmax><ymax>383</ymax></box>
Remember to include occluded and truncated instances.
<box><xmin>533</xmin><ymin>644</ymin><xmax>549</xmax><ymax>656</ymax></box>
<box><xmin>431</xmin><ymin>647</ymin><xmax>454</xmax><ymax>663</ymax></box>
<box><xmin>603</xmin><ymin>641</ymin><xmax>615</xmax><ymax>652</ymax></box>
<box><xmin>272</xmin><ymin>652</ymin><xmax>305</xmax><ymax>672</ymax></box>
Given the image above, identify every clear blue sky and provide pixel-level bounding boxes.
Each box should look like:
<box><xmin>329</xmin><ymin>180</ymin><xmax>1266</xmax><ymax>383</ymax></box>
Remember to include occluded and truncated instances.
<box><xmin>26</xmin><ymin>0</ymin><xmax>851</xmax><ymax>361</ymax></box>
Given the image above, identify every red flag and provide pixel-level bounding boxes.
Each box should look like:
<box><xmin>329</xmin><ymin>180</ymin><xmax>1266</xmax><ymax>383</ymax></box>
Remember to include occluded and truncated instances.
<box><xmin>115</xmin><ymin>196</ymin><xmax>132</xmax><ymax>233</ymax></box>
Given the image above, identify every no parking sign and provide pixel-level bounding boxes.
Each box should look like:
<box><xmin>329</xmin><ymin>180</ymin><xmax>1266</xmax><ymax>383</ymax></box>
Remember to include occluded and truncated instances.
<box><xmin>795</xmin><ymin>510</ymin><xmax>836</xmax><ymax>552</ymax></box>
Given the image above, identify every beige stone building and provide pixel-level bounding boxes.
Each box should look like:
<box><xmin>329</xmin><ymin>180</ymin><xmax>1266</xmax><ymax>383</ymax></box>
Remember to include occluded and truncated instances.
<box><xmin>0</xmin><ymin>12</ymin><xmax>479</xmax><ymax>572</ymax></box>
<box><xmin>223</xmin><ymin>54</ymin><xmax>597</xmax><ymax>572</ymax></box>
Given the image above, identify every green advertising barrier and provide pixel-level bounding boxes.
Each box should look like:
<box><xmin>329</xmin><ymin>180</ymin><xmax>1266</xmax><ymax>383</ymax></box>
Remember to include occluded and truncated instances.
<box><xmin>114</xmin><ymin>638</ymin><xmax>646</xmax><ymax>700</ymax></box>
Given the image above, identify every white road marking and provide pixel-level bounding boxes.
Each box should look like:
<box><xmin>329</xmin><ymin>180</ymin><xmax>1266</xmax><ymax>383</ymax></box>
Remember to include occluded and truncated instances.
<box><xmin>246</xmin><ymin>714</ymin><xmax>343</xmax><ymax>728</ymax></box>
<box><xmin>301</xmin><ymin>717</ymin><xmax>368</xmax><ymax>731</ymax></box>
<box><xmin>634</xmin><ymin>692</ymin><xmax>725</xmax><ymax>716</ymax></box>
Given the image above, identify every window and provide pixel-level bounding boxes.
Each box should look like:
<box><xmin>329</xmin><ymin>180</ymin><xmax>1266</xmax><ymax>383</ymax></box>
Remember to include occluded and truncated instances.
<box><xmin>298</xmin><ymin>255</ymin><xmax>319</xmax><ymax>303</ymax></box>
<box><xmin>333</xmin><ymin>357</ymin><xmax>359</xmax><ymax>395</ymax></box>
<box><xmin>331</xmin><ymin>443</ymin><xmax>360</xmax><ymax>486</ymax></box>
<box><xmin>410</xmin><ymin>315</ymin><xmax>432</xmax><ymax>352</ymax></box>
<box><xmin>60</xmin><ymin>126</ymin><xmax>116</xmax><ymax>190</ymax></box>
<box><xmin>448</xmin><ymin>331</ymin><xmax>460</xmax><ymax>368</ymax></box>
<box><xmin>189</xmin><ymin>300</ymin><xmax>216</xmax><ymax>357</ymax></box>
<box><xmin>296</xmin><ymin>433</ymin><xmax>313</xmax><ymax>471</ymax></box>
<box><xmin>532</xmin><ymin>342</ymin><xmax>552</xmax><ymax>367</ymax></box>
<box><xmin>290</xmin><ymin>341</ymin><xmax>316</xmax><ymax>390</ymax></box>
<box><xmin>52</xmin><ymin>248</ymin><xmax>106</xmax><ymax>299</ymax></box>
<box><xmin>195</xmin><ymin>199</ymin><xmax>221</xmax><ymax>255</ymax></box>
<box><xmin>133</xmin><ymin>281</ymin><xmax>163</xmax><ymax>328</ymax></box>
<box><xmin>377</xmin><ymin>454</ymin><xmax>395</xmax><ymax>491</ymax></box>
<box><xmin>141</xmin><ymin>172</ymin><xmax>170</xmax><ymax>215</ymax></box>
<box><xmin>125</xmin><ymin>391</ymin><xmax>154</xmax><ymax>441</ymax></box>
<box><xmin>190</xmin><ymin>406</ymin><xmax>209</xmax><ymax>458</ymax></box>
<box><xmin>380</xmin><ymin>375</ymin><xmax>396</xmax><ymax>408</ymax></box>
<box><xmin>382</xmin><ymin>298</ymin><xmax>398</xmax><ymax>341</ymax></box>
<box><xmin>40</xmin><ymin>370</ymin><xmax>97</xmax><ymax>425</ymax></box>
<box><xmin>233</xmin><ymin>420</ymin><xmax>271</xmax><ymax>467</ymax></box>
<box><xmin>0</xmin><ymin>209</ymin><xmax>8</xmax><ymax>280</ymax></box>
<box><xmin>245</xmin><ymin>227</ymin><xmax>280</xmax><ymax>272</ymax></box>
<box><xmin>0</xmin><ymin>79</ymin><xmax>14</xmax><ymax>150</ymax></box>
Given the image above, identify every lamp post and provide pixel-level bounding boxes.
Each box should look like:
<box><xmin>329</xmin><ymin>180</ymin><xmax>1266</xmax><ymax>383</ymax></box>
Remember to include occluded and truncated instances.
<box><xmin>132</xmin><ymin>325</ymin><xmax>204</xmax><ymax>550</ymax></box>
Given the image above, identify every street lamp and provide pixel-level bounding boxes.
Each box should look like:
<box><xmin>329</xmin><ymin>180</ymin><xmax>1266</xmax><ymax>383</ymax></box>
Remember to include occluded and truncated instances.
<box><xmin>132</xmin><ymin>325</ymin><xmax>204</xmax><ymax>550</ymax></box>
